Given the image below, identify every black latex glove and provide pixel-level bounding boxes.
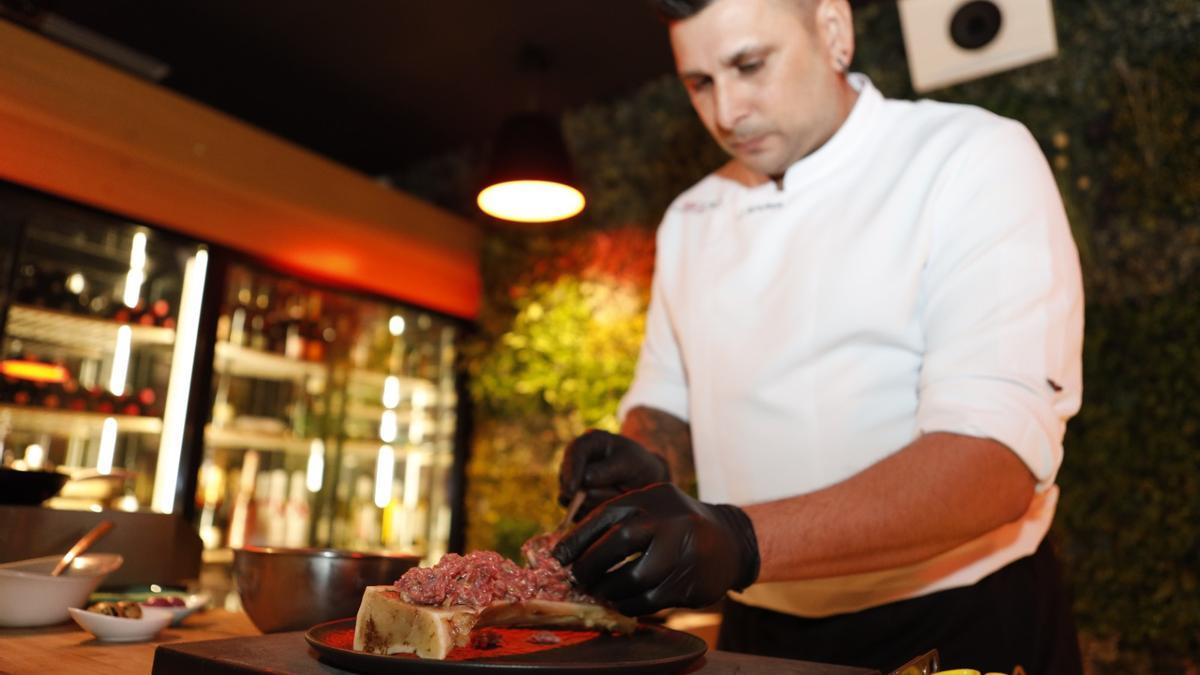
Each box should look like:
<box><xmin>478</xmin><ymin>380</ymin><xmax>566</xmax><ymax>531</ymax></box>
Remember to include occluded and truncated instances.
<box><xmin>558</xmin><ymin>430</ymin><xmax>671</xmax><ymax>519</ymax></box>
<box><xmin>552</xmin><ymin>482</ymin><xmax>760</xmax><ymax>617</ymax></box>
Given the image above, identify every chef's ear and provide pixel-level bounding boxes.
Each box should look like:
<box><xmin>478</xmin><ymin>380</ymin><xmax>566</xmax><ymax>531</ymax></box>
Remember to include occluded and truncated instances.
<box><xmin>814</xmin><ymin>0</ymin><xmax>855</xmax><ymax>73</ymax></box>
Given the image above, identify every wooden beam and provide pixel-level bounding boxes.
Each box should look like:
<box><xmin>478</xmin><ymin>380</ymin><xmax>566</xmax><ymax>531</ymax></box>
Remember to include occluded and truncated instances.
<box><xmin>0</xmin><ymin>21</ymin><xmax>481</xmax><ymax>318</ymax></box>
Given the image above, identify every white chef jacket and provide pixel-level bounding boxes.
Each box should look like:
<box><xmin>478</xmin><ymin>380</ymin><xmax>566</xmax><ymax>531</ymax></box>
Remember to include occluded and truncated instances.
<box><xmin>618</xmin><ymin>74</ymin><xmax>1084</xmax><ymax>617</ymax></box>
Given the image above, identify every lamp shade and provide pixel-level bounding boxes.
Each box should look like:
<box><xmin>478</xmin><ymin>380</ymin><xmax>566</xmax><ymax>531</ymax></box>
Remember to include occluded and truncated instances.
<box><xmin>477</xmin><ymin>112</ymin><xmax>585</xmax><ymax>223</ymax></box>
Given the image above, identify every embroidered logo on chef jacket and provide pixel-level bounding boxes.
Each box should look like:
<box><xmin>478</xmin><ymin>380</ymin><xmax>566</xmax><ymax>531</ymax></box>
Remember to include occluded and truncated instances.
<box><xmin>742</xmin><ymin>202</ymin><xmax>783</xmax><ymax>216</ymax></box>
<box><xmin>679</xmin><ymin>199</ymin><xmax>722</xmax><ymax>214</ymax></box>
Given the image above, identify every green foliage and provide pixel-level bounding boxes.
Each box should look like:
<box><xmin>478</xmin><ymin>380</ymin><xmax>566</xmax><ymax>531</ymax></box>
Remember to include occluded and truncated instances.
<box><xmin>1058</xmin><ymin>283</ymin><xmax>1200</xmax><ymax>666</ymax></box>
<box><xmin>492</xmin><ymin>515</ymin><xmax>541</xmax><ymax>563</ymax></box>
<box><xmin>471</xmin><ymin>275</ymin><xmax>647</xmax><ymax>434</ymax></box>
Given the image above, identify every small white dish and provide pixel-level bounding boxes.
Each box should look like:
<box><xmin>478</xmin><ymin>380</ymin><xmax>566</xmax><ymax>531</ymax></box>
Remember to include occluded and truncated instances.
<box><xmin>140</xmin><ymin>592</ymin><xmax>210</xmax><ymax>626</ymax></box>
<box><xmin>68</xmin><ymin>606</ymin><xmax>173</xmax><ymax>642</ymax></box>
<box><xmin>0</xmin><ymin>553</ymin><xmax>124</xmax><ymax>627</ymax></box>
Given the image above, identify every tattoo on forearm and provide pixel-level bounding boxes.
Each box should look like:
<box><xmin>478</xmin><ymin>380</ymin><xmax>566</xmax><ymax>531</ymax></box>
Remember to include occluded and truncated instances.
<box><xmin>622</xmin><ymin>406</ymin><xmax>697</xmax><ymax>495</ymax></box>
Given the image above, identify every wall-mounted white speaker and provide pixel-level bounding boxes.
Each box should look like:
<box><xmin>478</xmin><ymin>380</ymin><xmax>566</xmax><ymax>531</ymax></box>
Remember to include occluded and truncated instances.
<box><xmin>898</xmin><ymin>0</ymin><xmax>1058</xmax><ymax>93</ymax></box>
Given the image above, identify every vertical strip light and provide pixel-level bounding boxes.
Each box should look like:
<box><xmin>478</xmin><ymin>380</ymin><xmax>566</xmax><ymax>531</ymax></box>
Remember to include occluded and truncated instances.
<box><xmin>97</xmin><ymin>417</ymin><xmax>119</xmax><ymax>474</ymax></box>
<box><xmin>123</xmin><ymin>231</ymin><xmax>147</xmax><ymax>308</ymax></box>
<box><xmin>151</xmin><ymin>249</ymin><xmax>208</xmax><ymax>514</ymax></box>
<box><xmin>374</xmin><ymin>444</ymin><xmax>394</xmax><ymax>509</ymax></box>
<box><xmin>382</xmin><ymin>375</ymin><xmax>401</xmax><ymax>409</ymax></box>
<box><xmin>403</xmin><ymin>452</ymin><xmax>422</xmax><ymax>510</ymax></box>
<box><xmin>379</xmin><ymin>410</ymin><xmax>398</xmax><ymax>443</ymax></box>
<box><xmin>109</xmin><ymin>325</ymin><xmax>132</xmax><ymax>396</ymax></box>
<box><xmin>305</xmin><ymin>439</ymin><xmax>325</xmax><ymax>493</ymax></box>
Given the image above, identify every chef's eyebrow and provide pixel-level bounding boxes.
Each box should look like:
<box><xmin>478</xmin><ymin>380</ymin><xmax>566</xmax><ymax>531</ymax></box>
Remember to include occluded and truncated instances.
<box><xmin>679</xmin><ymin>45</ymin><xmax>773</xmax><ymax>80</ymax></box>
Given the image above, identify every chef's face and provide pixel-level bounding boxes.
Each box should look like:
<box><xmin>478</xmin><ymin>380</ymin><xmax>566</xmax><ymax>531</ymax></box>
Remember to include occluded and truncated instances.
<box><xmin>670</xmin><ymin>0</ymin><xmax>851</xmax><ymax>178</ymax></box>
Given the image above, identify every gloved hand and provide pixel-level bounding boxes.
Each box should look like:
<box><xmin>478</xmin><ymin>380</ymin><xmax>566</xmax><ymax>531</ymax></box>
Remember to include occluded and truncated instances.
<box><xmin>552</xmin><ymin>482</ymin><xmax>760</xmax><ymax>617</ymax></box>
<box><xmin>558</xmin><ymin>430</ymin><xmax>671</xmax><ymax>519</ymax></box>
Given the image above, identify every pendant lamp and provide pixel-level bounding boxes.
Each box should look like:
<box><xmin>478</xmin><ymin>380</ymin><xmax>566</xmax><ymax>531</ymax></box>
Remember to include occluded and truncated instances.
<box><xmin>476</xmin><ymin>46</ymin><xmax>585</xmax><ymax>224</ymax></box>
<box><xmin>477</xmin><ymin>113</ymin><xmax>584</xmax><ymax>223</ymax></box>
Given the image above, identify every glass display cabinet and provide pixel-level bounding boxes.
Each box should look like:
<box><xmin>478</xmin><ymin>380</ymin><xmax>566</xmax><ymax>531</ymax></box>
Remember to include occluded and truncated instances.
<box><xmin>0</xmin><ymin>183</ymin><xmax>468</xmax><ymax>569</ymax></box>
<box><xmin>195</xmin><ymin>262</ymin><xmax>463</xmax><ymax>563</ymax></box>
<box><xmin>0</xmin><ymin>183</ymin><xmax>208</xmax><ymax>513</ymax></box>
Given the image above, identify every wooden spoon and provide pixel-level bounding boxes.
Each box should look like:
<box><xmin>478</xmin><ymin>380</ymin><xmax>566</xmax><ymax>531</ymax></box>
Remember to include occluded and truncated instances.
<box><xmin>50</xmin><ymin>519</ymin><xmax>114</xmax><ymax>577</ymax></box>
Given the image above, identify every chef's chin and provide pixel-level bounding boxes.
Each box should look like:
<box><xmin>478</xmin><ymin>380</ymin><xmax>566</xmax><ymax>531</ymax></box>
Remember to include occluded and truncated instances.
<box><xmin>731</xmin><ymin>151</ymin><xmax>790</xmax><ymax>181</ymax></box>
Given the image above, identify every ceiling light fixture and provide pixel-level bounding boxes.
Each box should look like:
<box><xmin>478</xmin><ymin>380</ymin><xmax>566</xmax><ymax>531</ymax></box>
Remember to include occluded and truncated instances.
<box><xmin>476</xmin><ymin>44</ymin><xmax>584</xmax><ymax>225</ymax></box>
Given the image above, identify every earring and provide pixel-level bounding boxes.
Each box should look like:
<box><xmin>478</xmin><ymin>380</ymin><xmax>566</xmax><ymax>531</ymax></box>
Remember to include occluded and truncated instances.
<box><xmin>837</xmin><ymin>53</ymin><xmax>850</xmax><ymax>72</ymax></box>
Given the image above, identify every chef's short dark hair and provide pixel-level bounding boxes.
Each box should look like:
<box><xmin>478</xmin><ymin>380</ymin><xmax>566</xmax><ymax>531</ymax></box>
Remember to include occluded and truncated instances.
<box><xmin>649</xmin><ymin>0</ymin><xmax>817</xmax><ymax>23</ymax></box>
<box><xmin>649</xmin><ymin>0</ymin><xmax>712</xmax><ymax>21</ymax></box>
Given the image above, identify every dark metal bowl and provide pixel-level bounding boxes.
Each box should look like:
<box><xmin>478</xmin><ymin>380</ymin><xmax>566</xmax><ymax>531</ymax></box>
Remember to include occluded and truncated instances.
<box><xmin>0</xmin><ymin>468</ymin><xmax>69</xmax><ymax>505</ymax></box>
<box><xmin>232</xmin><ymin>546</ymin><xmax>421</xmax><ymax>633</ymax></box>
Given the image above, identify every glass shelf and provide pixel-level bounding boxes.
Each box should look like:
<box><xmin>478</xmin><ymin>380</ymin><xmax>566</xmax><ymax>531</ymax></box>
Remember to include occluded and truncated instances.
<box><xmin>213</xmin><ymin>342</ymin><xmax>327</xmax><ymax>382</ymax></box>
<box><xmin>0</xmin><ymin>403</ymin><xmax>164</xmax><ymax>435</ymax></box>
<box><xmin>7</xmin><ymin>304</ymin><xmax>176</xmax><ymax>351</ymax></box>
<box><xmin>203</xmin><ymin>423</ymin><xmax>321</xmax><ymax>454</ymax></box>
<box><xmin>339</xmin><ymin>440</ymin><xmax>452</xmax><ymax>466</ymax></box>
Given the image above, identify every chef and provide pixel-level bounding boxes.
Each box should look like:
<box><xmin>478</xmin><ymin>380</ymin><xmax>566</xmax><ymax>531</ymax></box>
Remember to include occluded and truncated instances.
<box><xmin>552</xmin><ymin>0</ymin><xmax>1085</xmax><ymax>672</ymax></box>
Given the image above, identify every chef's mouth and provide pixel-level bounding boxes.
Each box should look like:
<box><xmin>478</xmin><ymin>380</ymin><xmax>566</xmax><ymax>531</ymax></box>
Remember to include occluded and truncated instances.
<box><xmin>730</xmin><ymin>134</ymin><xmax>768</xmax><ymax>152</ymax></box>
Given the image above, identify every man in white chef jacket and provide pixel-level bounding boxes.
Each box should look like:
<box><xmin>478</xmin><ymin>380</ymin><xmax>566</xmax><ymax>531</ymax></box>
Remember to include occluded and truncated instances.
<box><xmin>552</xmin><ymin>0</ymin><xmax>1086</xmax><ymax>672</ymax></box>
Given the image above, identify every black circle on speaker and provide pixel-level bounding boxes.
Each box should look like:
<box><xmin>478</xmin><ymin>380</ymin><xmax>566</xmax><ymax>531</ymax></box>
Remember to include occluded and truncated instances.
<box><xmin>949</xmin><ymin>0</ymin><xmax>1003</xmax><ymax>50</ymax></box>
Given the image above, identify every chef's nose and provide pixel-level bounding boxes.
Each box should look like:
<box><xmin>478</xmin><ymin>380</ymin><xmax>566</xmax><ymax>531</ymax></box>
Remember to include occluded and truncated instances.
<box><xmin>713</xmin><ymin>80</ymin><xmax>748</xmax><ymax>134</ymax></box>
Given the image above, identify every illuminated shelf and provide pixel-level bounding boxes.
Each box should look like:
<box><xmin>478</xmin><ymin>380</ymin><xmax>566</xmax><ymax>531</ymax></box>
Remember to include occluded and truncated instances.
<box><xmin>347</xmin><ymin>369</ymin><xmax>440</xmax><ymax>397</ymax></box>
<box><xmin>342</xmin><ymin>400</ymin><xmax>439</xmax><ymax>424</ymax></box>
<box><xmin>204</xmin><ymin>424</ymin><xmax>319</xmax><ymax>454</ymax></box>
<box><xmin>6</xmin><ymin>305</ymin><xmax>175</xmax><ymax>351</ymax></box>
<box><xmin>340</xmin><ymin>440</ymin><xmax>453</xmax><ymax>468</ymax></box>
<box><xmin>0</xmin><ymin>403</ymin><xmax>163</xmax><ymax>435</ymax></box>
<box><xmin>213</xmin><ymin>342</ymin><xmax>327</xmax><ymax>382</ymax></box>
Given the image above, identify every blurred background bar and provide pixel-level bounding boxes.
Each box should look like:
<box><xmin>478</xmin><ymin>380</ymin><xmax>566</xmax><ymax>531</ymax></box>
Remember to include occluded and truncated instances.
<box><xmin>0</xmin><ymin>182</ymin><xmax>470</xmax><ymax>608</ymax></box>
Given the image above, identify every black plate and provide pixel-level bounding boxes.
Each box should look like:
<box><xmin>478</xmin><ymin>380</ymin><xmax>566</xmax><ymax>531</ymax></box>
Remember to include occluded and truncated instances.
<box><xmin>305</xmin><ymin>618</ymin><xmax>707</xmax><ymax>674</ymax></box>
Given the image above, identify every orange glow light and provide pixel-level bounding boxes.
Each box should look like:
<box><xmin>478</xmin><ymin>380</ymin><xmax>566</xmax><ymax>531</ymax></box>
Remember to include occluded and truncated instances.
<box><xmin>477</xmin><ymin>180</ymin><xmax>585</xmax><ymax>223</ymax></box>
<box><xmin>1</xmin><ymin>360</ymin><xmax>69</xmax><ymax>383</ymax></box>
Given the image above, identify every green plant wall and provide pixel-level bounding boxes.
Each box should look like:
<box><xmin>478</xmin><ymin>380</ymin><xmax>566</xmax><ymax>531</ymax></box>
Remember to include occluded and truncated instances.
<box><xmin>390</xmin><ymin>1</ymin><xmax>1198</xmax><ymax>670</ymax></box>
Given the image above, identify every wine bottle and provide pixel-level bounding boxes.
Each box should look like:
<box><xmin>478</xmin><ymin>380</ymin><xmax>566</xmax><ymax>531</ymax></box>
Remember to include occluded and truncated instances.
<box><xmin>284</xmin><ymin>471</ymin><xmax>311</xmax><ymax>548</ymax></box>
<box><xmin>284</xmin><ymin>293</ymin><xmax>307</xmax><ymax>360</ymax></box>
<box><xmin>304</xmin><ymin>294</ymin><xmax>326</xmax><ymax>362</ymax></box>
<box><xmin>228</xmin><ymin>275</ymin><xmax>254</xmax><ymax>346</ymax></box>
<box><xmin>251</xmin><ymin>280</ymin><xmax>272</xmax><ymax>352</ymax></box>
<box><xmin>151</xmin><ymin>299</ymin><xmax>170</xmax><ymax>322</ymax></box>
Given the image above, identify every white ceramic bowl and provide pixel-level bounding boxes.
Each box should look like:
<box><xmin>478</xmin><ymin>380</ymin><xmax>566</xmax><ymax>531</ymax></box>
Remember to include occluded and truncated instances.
<box><xmin>140</xmin><ymin>592</ymin><xmax>210</xmax><ymax>626</ymax></box>
<box><xmin>68</xmin><ymin>606</ymin><xmax>173</xmax><ymax>642</ymax></box>
<box><xmin>0</xmin><ymin>553</ymin><xmax>124</xmax><ymax>627</ymax></box>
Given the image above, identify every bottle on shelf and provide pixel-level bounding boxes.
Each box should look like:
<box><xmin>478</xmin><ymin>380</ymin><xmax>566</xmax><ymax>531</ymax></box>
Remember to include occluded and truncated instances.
<box><xmin>284</xmin><ymin>294</ymin><xmax>308</xmax><ymax>360</ymax></box>
<box><xmin>284</xmin><ymin>470</ymin><xmax>311</xmax><ymax>548</ymax></box>
<box><xmin>248</xmin><ymin>279</ymin><xmax>272</xmax><ymax>352</ymax></box>
<box><xmin>350</xmin><ymin>474</ymin><xmax>377</xmax><ymax>550</ymax></box>
<box><xmin>227</xmin><ymin>275</ymin><xmax>254</xmax><ymax>347</ymax></box>
<box><xmin>227</xmin><ymin>450</ymin><xmax>260</xmax><ymax>549</ymax></box>
<box><xmin>196</xmin><ymin>458</ymin><xmax>227</xmax><ymax>550</ymax></box>
<box><xmin>265</xmin><ymin>468</ymin><xmax>289</xmax><ymax>546</ymax></box>
<box><xmin>303</xmin><ymin>293</ymin><xmax>326</xmax><ymax>363</ymax></box>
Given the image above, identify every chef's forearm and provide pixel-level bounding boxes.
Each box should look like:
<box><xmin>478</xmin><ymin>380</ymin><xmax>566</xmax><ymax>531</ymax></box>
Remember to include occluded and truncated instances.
<box><xmin>743</xmin><ymin>431</ymin><xmax>1037</xmax><ymax>583</ymax></box>
<box><xmin>620</xmin><ymin>406</ymin><xmax>696</xmax><ymax>491</ymax></box>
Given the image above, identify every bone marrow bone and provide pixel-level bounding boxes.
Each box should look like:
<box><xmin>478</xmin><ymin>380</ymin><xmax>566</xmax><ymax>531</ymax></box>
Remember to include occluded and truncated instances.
<box><xmin>353</xmin><ymin>586</ymin><xmax>635</xmax><ymax>659</ymax></box>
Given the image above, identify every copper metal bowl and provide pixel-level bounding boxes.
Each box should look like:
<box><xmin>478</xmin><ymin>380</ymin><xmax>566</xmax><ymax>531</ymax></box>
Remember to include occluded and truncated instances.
<box><xmin>232</xmin><ymin>546</ymin><xmax>421</xmax><ymax>633</ymax></box>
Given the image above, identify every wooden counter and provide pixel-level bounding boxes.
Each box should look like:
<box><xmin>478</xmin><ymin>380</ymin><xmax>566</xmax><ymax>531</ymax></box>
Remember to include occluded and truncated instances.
<box><xmin>0</xmin><ymin>608</ymin><xmax>878</xmax><ymax>674</ymax></box>
<box><xmin>0</xmin><ymin>609</ymin><xmax>257</xmax><ymax>673</ymax></box>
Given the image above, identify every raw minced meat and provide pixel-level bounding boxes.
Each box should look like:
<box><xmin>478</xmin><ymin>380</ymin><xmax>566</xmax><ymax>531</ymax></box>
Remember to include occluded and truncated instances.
<box><xmin>394</xmin><ymin>535</ymin><xmax>592</xmax><ymax>609</ymax></box>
